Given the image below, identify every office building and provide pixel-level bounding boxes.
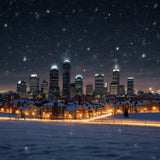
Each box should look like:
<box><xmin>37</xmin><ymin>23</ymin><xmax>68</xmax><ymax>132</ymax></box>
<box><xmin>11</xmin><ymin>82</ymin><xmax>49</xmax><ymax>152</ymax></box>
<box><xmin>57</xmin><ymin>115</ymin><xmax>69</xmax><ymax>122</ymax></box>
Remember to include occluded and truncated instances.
<box><xmin>86</xmin><ymin>84</ymin><xmax>93</xmax><ymax>96</ymax></box>
<box><xmin>119</xmin><ymin>85</ymin><xmax>125</xmax><ymax>95</ymax></box>
<box><xmin>30</xmin><ymin>74</ymin><xmax>39</xmax><ymax>95</ymax></box>
<box><xmin>75</xmin><ymin>75</ymin><xmax>83</xmax><ymax>96</ymax></box>
<box><xmin>110</xmin><ymin>65</ymin><xmax>120</xmax><ymax>96</ymax></box>
<box><xmin>127</xmin><ymin>77</ymin><xmax>134</xmax><ymax>96</ymax></box>
<box><xmin>95</xmin><ymin>74</ymin><xmax>105</xmax><ymax>97</ymax></box>
<box><xmin>17</xmin><ymin>80</ymin><xmax>27</xmax><ymax>98</ymax></box>
<box><xmin>70</xmin><ymin>83</ymin><xmax>75</xmax><ymax>98</ymax></box>
<box><xmin>110</xmin><ymin>82</ymin><xmax>119</xmax><ymax>96</ymax></box>
<box><xmin>41</xmin><ymin>80</ymin><xmax>48</xmax><ymax>98</ymax></box>
<box><xmin>49</xmin><ymin>65</ymin><xmax>60</xmax><ymax>98</ymax></box>
<box><xmin>62</xmin><ymin>59</ymin><xmax>71</xmax><ymax>98</ymax></box>
<box><xmin>112</xmin><ymin>65</ymin><xmax>120</xmax><ymax>84</ymax></box>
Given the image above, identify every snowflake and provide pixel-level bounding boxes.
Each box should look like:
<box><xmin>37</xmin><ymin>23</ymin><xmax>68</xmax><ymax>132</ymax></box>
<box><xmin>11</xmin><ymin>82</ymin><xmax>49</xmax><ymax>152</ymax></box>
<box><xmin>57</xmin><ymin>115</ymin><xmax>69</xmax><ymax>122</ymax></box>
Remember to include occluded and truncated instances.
<box><xmin>154</xmin><ymin>3</ymin><xmax>158</xmax><ymax>9</ymax></box>
<box><xmin>142</xmin><ymin>53</ymin><xmax>146</xmax><ymax>58</ymax></box>
<box><xmin>23</xmin><ymin>56</ymin><xmax>27</xmax><ymax>62</ymax></box>
<box><xmin>46</xmin><ymin>10</ymin><xmax>50</xmax><ymax>14</ymax></box>
<box><xmin>95</xmin><ymin>7</ymin><xmax>99</xmax><ymax>12</ymax></box>
<box><xmin>62</xmin><ymin>28</ymin><xmax>67</xmax><ymax>32</ymax></box>
<box><xmin>35</xmin><ymin>12</ymin><xmax>40</xmax><ymax>20</ymax></box>
<box><xmin>24</xmin><ymin>146</ymin><xmax>28</xmax><ymax>151</ymax></box>
<box><xmin>130</xmin><ymin>42</ymin><xmax>134</xmax><ymax>45</ymax></box>
<box><xmin>4</xmin><ymin>23</ymin><xmax>8</xmax><ymax>28</ymax></box>
<box><xmin>116</xmin><ymin>46</ymin><xmax>119</xmax><ymax>51</ymax></box>
<box><xmin>145</xmin><ymin>27</ymin><xmax>148</xmax><ymax>31</ymax></box>
<box><xmin>153</xmin><ymin>21</ymin><xmax>157</xmax><ymax>26</ymax></box>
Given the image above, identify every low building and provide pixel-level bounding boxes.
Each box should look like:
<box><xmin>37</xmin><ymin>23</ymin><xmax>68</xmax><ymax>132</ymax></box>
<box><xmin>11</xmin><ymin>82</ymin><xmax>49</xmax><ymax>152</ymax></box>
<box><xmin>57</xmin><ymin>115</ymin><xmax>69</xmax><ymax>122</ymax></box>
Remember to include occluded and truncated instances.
<box><xmin>42</xmin><ymin>100</ymin><xmax>66</xmax><ymax>119</ymax></box>
<box><xmin>64</xmin><ymin>103</ymin><xmax>85</xmax><ymax>119</ymax></box>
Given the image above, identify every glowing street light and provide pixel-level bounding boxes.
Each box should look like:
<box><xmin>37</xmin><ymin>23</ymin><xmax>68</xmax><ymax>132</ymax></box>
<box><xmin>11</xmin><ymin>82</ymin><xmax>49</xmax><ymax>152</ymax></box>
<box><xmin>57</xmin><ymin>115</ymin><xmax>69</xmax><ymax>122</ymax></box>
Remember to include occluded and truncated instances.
<box><xmin>1</xmin><ymin>108</ymin><xmax>4</xmax><ymax>112</ymax></box>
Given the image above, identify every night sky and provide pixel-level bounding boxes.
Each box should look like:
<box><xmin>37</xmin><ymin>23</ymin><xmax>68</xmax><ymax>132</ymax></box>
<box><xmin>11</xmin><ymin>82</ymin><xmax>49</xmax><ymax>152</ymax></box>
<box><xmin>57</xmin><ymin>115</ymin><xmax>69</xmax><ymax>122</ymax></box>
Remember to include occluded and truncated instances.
<box><xmin>0</xmin><ymin>0</ymin><xmax>160</xmax><ymax>93</ymax></box>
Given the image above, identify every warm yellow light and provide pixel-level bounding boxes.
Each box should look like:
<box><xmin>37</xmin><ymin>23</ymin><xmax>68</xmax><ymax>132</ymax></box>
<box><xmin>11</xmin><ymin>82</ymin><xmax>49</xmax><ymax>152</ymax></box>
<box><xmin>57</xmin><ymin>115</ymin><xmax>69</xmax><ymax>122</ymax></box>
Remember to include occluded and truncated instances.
<box><xmin>153</xmin><ymin>106</ymin><xmax>156</xmax><ymax>110</ymax></box>
<box><xmin>16</xmin><ymin>110</ymin><xmax>19</xmax><ymax>114</ymax></box>
<box><xmin>117</xmin><ymin>109</ymin><xmax>121</xmax><ymax>113</ymax></box>
<box><xmin>25</xmin><ymin>112</ymin><xmax>29</xmax><ymax>115</ymax></box>
<box><xmin>32</xmin><ymin>112</ymin><xmax>35</xmax><ymax>116</ymax></box>
<box><xmin>1</xmin><ymin>108</ymin><xmax>4</xmax><ymax>112</ymax></box>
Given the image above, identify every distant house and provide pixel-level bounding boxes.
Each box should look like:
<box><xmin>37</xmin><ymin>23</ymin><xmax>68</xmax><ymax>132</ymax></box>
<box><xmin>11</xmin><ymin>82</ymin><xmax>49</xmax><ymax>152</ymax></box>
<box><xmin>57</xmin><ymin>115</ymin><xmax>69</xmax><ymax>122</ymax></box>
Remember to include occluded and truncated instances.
<box><xmin>18</xmin><ymin>103</ymin><xmax>40</xmax><ymax>117</ymax></box>
<box><xmin>42</xmin><ymin>100</ymin><xmax>66</xmax><ymax>119</ymax></box>
<box><xmin>64</xmin><ymin>103</ymin><xmax>85</xmax><ymax>119</ymax></box>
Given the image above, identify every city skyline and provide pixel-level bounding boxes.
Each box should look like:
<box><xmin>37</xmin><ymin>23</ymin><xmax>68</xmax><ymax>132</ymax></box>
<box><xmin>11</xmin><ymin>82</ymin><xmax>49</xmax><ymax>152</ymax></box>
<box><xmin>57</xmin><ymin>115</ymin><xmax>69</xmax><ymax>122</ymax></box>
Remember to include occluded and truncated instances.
<box><xmin>16</xmin><ymin>61</ymin><xmax>133</xmax><ymax>97</ymax></box>
<box><xmin>0</xmin><ymin>59</ymin><xmax>157</xmax><ymax>94</ymax></box>
<box><xmin>0</xmin><ymin>0</ymin><xmax>160</xmax><ymax>92</ymax></box>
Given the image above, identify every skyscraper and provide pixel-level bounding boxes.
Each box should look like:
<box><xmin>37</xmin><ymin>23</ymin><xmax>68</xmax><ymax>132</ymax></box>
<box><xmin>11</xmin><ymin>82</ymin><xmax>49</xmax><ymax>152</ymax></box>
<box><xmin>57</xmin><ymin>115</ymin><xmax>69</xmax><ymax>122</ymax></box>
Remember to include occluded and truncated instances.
<box><xmin>104</xmin><ymin>82</ymin><xmax>108</xmax><ymax>96</ymax></box>
<box><xmin>62</xmin><ymin>59</ymin><xmax>71</xmax><ymax>98</ymax></box>
<box><xmin>49</xmin><ymin>65</ymin><xmax>60</xmax><ymax>98</ymax></box>
<box><xmin>110</xmin><ymin>82</ymin><xmax>119</xmax><ymax>96</ymax></box>
<box><xmin>112</xmin><ymin>65</ymin><xmax>120</xmax><ymax>84</ymax></box>
<box><xmin>17</xmin><ymin>80</ymin><xmax>27</xmax><ymax>98</ymax></box>
<box><xmin>95</xmin><ymin>74</ymin><xmax>105</xmax><ymax>97</ymax></box>
<box><xmin>86</xmin><ymin>84</ymin><xmax>93</xmax><ymax>96</ymax></box>
<box><xmin>75</xmin><ymin>75</ymin><xmax>83</xmax><ymax>96</ymax></box>
<box><xmin>127</xmin><ymin>77</ymin><xmax>134</xmax><ymax>96</ymax></box>
<box><xmin>30</xmin><ymin>74</ymin><xmax>39</xmax><ymax>95</ymax></box>
<box><xmin>41</xmin><ymin>80</ymin><xmax>48</xmax><ymax>98</ymax></box>
<box><xmin>70</xmin><ymin>83</ymin><xmax>75</xmax><ymax>98</ymax></box>
<box><xmin>110</xmin><ymin>65</ymin><xmax>120</xmax><ymax>96</ymax></box>
<box><xmin>119</xmin><ymin>85</ymin><xmax>125</xmax><ymax>95</ymax></box>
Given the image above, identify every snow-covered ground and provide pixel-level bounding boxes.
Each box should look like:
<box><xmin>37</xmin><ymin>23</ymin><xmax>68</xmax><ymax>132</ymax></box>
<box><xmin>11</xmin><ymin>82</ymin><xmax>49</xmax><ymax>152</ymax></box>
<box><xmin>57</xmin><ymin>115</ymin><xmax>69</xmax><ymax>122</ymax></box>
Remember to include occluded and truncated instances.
<box><xmin>0</xmin><ymin>113</ymin><xmax>15</xmax><ymax>117</ymax></box>
<box><xmin>108</xmin><ymin>113</ymin><xmax>160</xmax><ymax>121</ymax></box>
<box><xmin>0</xmin><ymin>120</ymin><xmax>160</xmax><ymax>160</ymax></box>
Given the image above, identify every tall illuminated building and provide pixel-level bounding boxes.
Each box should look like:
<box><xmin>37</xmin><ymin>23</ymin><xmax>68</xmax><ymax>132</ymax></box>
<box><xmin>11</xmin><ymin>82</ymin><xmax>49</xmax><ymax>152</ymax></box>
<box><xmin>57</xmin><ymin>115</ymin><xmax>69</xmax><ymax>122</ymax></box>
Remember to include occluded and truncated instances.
<box><xmin>62</xmin><ymin>59</ymin><xmax>71</xmax><ymax>98</ymax></box>
<box><xmin>17</xmin><ymin>80</ymin><xmax>27</xmax><ymax>98</ymax></box>
<box><xmin>41</xmin><ymin>80</ymin><xmax>48</xmax><ymax>98</ymax></box>
<box><xmin>104</xmin><ymin>82</ymin><xmax>108</xmax><ymax>96</ymax></box>
<box><xmin>49</xmin><ymin>65</ymin><xmax>60</xmax><ymax>98</ymax></box>
<box><xmin>75</xmin><ymin>75</ymin><xmax>83</xmax><ymax>96</ymax></box>
<box><xmin>112</xmin><ymin>65</ymin><xmax>120</xmax><ymax>84</ymax></box>
<box><xmin>110</xmin><ymin>82</ymin><xmax>119</xmax><ymax>96</ymax></box>
<box><xmin>119</xmin><ymin>85</ymin><xmax>125</xmax><ymax>95</ymax></box>
<box><xmin>95</xmin><ymin>74</ymin><xmax>104</xmax><ymax>96</ymax></box>
<box><xmin>86</xmin><ymin>84</ymin><xmax>93</xmax><ymax>96</ymax></box>
<box><xmin>30</xmin><ymin>74</ymin><xmax>39</xmax><ymax>95</ymax></box>
<box><xmin>127</xmin><ymin>77</ymin><xmax>134</xmax><ymax>96</ymax></box>
<box><xmin>110</xmin><ymin>65</ymin><xmax>120</xmax><ymax>96</ymax></box>
<box><xmin>70</xmin><ymin>83</ymin><xmax>75</xmax><ymax>98</ymax></box>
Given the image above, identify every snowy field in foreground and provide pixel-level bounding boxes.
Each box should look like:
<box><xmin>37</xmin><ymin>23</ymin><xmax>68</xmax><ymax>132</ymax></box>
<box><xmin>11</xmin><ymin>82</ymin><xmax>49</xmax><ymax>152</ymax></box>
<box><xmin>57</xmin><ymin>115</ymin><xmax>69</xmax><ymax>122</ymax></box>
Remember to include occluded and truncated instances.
<box><xmin>109</xmin><ymin>113</ymin><xmax>160</xmax><ymax>121</ymax></box>
<box><xmin>0</xmin><ymin>121</ymin><xmax>160</xmax><ymax>160</ymax></box>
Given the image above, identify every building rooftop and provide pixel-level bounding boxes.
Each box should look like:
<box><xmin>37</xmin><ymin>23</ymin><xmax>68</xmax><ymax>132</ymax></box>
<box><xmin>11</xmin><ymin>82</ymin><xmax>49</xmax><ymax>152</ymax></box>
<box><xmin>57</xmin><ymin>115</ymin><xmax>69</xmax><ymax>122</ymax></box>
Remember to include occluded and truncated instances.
<box><xmin>51</xmin><ymin>65</ymin><xmax>58</xmax><ymax>70</ymax></box>
<box><xmin>64</xmin><ymin>59</ymin><xmax>70</xmax><ymax>63</ymax></box>
<box><xmin>113</xmin><ymin>64</ymin><xmax>120</xmax><ymax>72</ymax></box>
<box><xmin>128</xmin><ymin>77</ymin><xmax>134</xmax><ymax>80</ymax></box>
<box><xmin>75</xmin><ymin>74</ymin><xmax>83</xmax><ymax>79</ymax></box>
<box><xmin>31</xmin><ymin>74</ymin><xmax>39</xmax><ymax>78</ymax></box>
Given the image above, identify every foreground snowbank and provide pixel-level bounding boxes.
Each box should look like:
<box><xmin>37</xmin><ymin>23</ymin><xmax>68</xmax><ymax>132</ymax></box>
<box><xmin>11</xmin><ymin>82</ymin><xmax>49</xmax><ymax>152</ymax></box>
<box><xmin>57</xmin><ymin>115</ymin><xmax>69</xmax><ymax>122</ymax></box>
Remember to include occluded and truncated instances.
<box><xmin>0</xmin><ymin>121</ymin><xmax>160</xmax><ymax>160</ymax></box>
